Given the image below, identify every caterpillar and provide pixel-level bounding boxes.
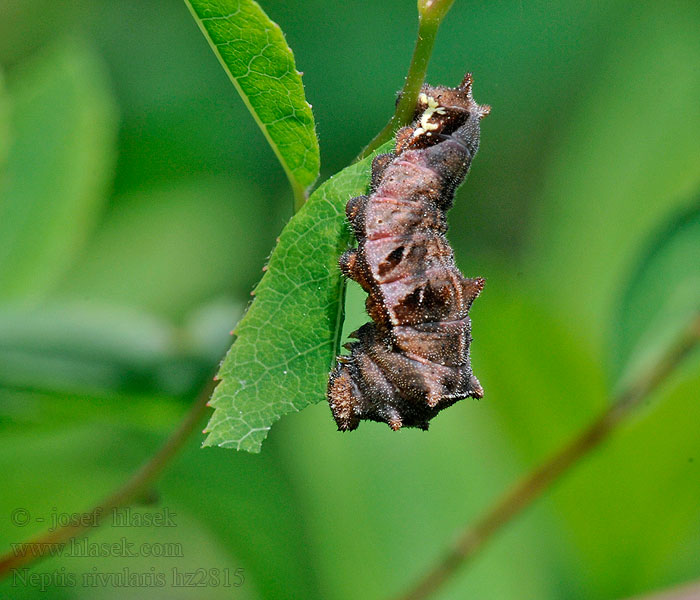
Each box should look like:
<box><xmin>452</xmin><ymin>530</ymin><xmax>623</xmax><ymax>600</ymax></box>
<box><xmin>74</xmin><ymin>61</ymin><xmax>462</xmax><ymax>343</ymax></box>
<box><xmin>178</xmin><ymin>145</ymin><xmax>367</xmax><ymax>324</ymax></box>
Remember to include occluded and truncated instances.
<box><xmin>327</xmin><ymin>73</ymin><xmax>490</xmax><ymax>432</ymax></box>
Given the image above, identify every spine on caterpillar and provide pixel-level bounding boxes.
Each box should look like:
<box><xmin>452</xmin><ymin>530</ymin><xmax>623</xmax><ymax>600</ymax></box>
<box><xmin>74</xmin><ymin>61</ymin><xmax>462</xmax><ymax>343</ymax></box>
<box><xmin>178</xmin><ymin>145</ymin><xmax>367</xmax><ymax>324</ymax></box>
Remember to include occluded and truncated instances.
<box><xmin>328</xmin><ymin>73</ymin><xmax>490</xmax><ymax>432</ymax></box>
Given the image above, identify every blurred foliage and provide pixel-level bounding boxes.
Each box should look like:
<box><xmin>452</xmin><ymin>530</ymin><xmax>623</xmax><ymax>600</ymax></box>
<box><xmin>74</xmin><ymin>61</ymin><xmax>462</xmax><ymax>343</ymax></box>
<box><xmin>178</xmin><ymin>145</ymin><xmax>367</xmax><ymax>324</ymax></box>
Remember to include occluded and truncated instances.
<box><xmin>527</xmin><ymin>2</ymin><xmax>700</xmax><ymax>350</ymax></box>
<box><xmin>614</xmin><ymin>204</ymin><xmax>700</xmax><ymax>389</ymax></box>
<box><xmin>0</xmin><ymin>0</ymin><xmax>698</xmax><ymax>599</ymax></box>
<box><xmin>0</xmin><ymin>39</ymin><xmax>117</xmax><ymax>302</ymax></box>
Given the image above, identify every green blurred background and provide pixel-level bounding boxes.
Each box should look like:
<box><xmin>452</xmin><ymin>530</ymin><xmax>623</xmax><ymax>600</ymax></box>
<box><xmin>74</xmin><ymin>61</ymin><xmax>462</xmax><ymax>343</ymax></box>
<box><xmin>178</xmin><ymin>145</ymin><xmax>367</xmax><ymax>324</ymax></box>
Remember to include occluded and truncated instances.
<box><xmin>1</xmin><ymin>0</ymin><xmax>699</xmax><ymax>598</ymax></box>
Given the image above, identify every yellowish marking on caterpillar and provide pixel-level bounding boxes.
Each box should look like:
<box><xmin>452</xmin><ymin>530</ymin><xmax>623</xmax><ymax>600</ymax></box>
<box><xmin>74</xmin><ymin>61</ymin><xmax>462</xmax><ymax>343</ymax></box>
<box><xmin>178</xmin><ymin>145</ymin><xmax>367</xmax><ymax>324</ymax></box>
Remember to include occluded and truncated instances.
<box><xmin>414</xmin><ymin>93</ymin><xmax>447</xmax><ymax>137</ymax></box>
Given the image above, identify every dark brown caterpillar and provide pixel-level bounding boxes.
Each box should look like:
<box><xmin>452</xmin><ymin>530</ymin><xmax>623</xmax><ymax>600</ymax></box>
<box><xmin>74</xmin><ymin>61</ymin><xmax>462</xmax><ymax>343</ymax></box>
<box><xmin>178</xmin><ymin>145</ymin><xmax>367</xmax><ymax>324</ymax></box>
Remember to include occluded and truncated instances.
<box><xmin>327</xmin><ymin>73</ymin><xmax>490</xmax><ymax>432</ymax></box>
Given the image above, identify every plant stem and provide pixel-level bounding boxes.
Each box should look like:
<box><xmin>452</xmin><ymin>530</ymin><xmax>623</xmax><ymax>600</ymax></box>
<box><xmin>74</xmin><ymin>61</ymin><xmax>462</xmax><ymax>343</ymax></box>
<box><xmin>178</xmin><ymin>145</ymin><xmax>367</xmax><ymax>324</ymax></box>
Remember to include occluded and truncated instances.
<box><xmin>0</xmin><ymin>378</ymin><xmax>216</xmax><ymax>579</ymax></box>
<box><xmin>293</xmin><ymin>183</ymin><xmax>307</xmax><ymax>214</ymax></box>
<box><xmin>394</xmin><ymin>314</ymin><xmax>700</xmax><ymax>600</ymax></box>
<box><xmin>623</xmin><ymin>577</ymin><xmax>700</xmax><ymax>600</ymax></box>
<box><xmin>357</xmin><ymin>0</ymin><xmax>455</xmax><ymax>160</ymax></box>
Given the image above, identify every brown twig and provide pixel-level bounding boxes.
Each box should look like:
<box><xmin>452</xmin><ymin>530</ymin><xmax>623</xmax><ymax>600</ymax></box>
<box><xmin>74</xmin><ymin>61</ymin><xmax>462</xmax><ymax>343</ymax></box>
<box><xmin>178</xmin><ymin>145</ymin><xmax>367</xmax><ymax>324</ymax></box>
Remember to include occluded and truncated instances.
<box><xmin>0</xmin><ymin>378</ymin><xmax>216</xmax><ymax>578</ymax></box>
<box><xmin>394</xmin><ymin>314</ymin><xmax>700</xmax><ymax>600</ymax></box>
<box><xmin>625</xmin><ymin>578</ymin><xmax>700</xmax><ymax>600</ymax></box>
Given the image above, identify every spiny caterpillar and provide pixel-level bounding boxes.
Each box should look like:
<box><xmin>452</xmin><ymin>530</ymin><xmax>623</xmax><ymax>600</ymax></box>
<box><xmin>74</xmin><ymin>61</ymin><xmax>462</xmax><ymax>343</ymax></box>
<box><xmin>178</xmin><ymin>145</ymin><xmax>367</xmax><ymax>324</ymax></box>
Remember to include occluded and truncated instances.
<box><xmin>327</xmin><ymin>73</ymin><xmax>490</xmax><ymax>432</ymax></box>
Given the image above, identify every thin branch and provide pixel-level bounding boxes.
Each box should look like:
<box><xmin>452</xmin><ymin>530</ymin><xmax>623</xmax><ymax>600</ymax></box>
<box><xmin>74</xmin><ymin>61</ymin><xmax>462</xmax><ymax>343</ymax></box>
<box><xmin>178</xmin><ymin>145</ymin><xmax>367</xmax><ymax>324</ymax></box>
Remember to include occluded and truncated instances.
<box><xmin>0</xmin><ymin>377</ymin><xmax>216</xmax><ymax>579</ymax></box>
<box><xmin>357</xmin><ymin>0</ymin><xmax>456</xmax><ymax>160</ymax></box>
<box><xmin>625</xmin><ymin>578</ymin><xmax>700</xmax><ymax>600</ymax></box>
<box><xmin>394</xmin><ymin>313</ymin><xmax>700</xmax><ymax>600</ymax></box>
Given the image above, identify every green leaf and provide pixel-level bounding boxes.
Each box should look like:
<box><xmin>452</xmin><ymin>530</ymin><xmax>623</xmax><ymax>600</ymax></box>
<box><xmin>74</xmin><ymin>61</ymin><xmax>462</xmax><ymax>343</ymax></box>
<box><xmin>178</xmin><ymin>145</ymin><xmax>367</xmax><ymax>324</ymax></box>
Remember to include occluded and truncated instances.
<box><xmin>185</xmin><ymin>0</ymin><xmax>320</xmax><ymax>206</ymax></box>
<box><xmin>0</xmin><ymin>39</ymin><xmax>117</xmax><ymax>302</ymax></box>
<box><xmin>203</xmin><ymin>144</ymin><xmax>390</xmax><ymax>452</ymax></box>
<box><xmin>613</xmin><ymin>201</ymin><xmax>700</xmax><ymax>388</ymax></box>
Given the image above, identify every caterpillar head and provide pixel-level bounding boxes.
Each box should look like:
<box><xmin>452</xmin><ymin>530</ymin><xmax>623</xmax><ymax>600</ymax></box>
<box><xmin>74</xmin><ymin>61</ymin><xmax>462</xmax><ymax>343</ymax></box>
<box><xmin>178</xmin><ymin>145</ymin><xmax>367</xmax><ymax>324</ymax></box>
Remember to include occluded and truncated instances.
<box><xmin>421</xmin><ymin>72</ymin><xmax>489</xmax><ymax>124</ymax></box>
<box><xmin>424</xmin><ymin>72</ymin><xmax>489</xmax><ymax>112</ymax></box>
<box><xmin>397</xmin><ymin>73</ymin><xmax>489</xmax><ymax>152</ymax></box>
